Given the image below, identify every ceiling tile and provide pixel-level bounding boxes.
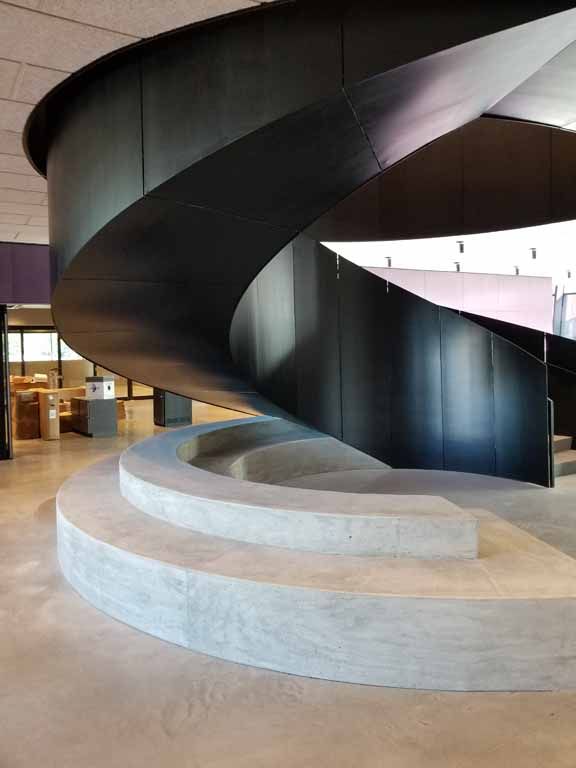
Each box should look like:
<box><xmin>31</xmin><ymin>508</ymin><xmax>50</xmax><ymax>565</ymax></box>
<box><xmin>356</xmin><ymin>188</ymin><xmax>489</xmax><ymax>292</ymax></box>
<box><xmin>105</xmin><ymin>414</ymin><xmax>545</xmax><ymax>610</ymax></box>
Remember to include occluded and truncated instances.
<box><xmin>0</xmin><ymin>188</ymin><xmax>46</xmax><ymax>204</ymax></box>
<box><xmin>0</xmin><ymin>212</ymin><xmax>28</xmax><ymax>224</ymax></box>
<box><xmin>0</xmin><ymin>171</ymin><xmax>46</xmax><ymax>191</ymax></box>
<box><xmin>37</xmin><ymin>0</ymin><xmax>259</xmax><ymax>38</ymax></box>
<box><xmin>16</xmin><ymin>233</ymin><xmax>48</xmax><ymax>243</ymax></box>
<box><xmin>0</xmin><ymin>98</ymin><xmax>32</xmax><ymax>132</ymax></box>
<box><xmin>0</xmin><ymin>226</ymin><xmax>18</xmax><ymax>240</ymax></box>
<box><xmin>8</xmin><ymin>1</ymin><xmax>43</xmax><ymax>8</ymax></box>
<box><xmin>14</xmin><ymin>63</ymin><xmax>68</xmax><ymax>103</ymax></box>
<box><xmin>0</xmin><ymin>201</ymin><xmax>48</xmax><ymax>216</ymax></box>
<box><xmin>0</xmin><ymin>130</ymin><xmax>24</xmax><ymax>155</ymax></box>
<box><xmin>0</xmin><ymin>3</ymin><xmax>135</xmax><ymax>71</ymax></box>
<box><xmin>14</xmin><ymin>223</ymin><xmax>49</xmax><ymax>242</ymax></box>
<box><xmin>0</xmin><ymin>58</ymin><xmax>21</xmax><ymax>99</ymax></box>
<box><xmin>0</xmin><ymin>153</ymin><xmax>36</xmax><ymax>173</ymax></box>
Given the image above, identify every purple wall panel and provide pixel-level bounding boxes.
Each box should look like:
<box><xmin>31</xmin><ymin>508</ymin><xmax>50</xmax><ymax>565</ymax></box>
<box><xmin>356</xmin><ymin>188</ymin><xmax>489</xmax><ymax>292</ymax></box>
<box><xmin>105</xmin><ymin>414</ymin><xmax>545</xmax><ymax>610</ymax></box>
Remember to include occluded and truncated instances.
<box><xmin>0</xmin><ymin>248</ymin><xmax>13</xmax><ymax>300</ymax></box>
<box><xmin>0</xmin><ymin>242</ymin><xmax>53</xmax><ymax>304</ymax></box>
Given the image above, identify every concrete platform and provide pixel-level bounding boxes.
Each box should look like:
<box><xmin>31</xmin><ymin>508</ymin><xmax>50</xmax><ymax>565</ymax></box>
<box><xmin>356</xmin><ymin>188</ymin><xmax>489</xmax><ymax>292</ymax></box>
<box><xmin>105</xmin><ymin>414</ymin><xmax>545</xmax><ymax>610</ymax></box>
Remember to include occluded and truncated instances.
<box><xmin>119</xmin><ymin>418</ymin><xmax>478</xmax><ymax>559</ymax></box>
<box><xmin>58</xmin><ymin>456</ymin><xmax>576</xmax><ymax>691</ymax></box>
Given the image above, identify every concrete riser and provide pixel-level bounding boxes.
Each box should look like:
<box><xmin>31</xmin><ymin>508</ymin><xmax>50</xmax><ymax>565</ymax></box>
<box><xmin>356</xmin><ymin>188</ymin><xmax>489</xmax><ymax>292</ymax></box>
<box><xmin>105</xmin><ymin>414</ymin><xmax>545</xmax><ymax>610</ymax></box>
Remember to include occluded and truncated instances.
<box><xmin>56</xmin><ymin>506</ymin><xmax>576</xmax><ymax>692</ymax></box>
<box><xmin>554</xmin><ymin>436</ymin><xmax>573</xmax><ymax>454</ymax></box>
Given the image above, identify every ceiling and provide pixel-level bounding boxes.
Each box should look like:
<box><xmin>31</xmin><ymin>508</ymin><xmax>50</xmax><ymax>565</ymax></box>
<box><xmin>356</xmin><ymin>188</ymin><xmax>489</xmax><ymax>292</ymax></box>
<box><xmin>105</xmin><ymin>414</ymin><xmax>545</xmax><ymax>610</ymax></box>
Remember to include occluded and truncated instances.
<box><xmin>0</xmin><ymin>0</ymin><xmax>275</xmax><ymax>246</ymax></box>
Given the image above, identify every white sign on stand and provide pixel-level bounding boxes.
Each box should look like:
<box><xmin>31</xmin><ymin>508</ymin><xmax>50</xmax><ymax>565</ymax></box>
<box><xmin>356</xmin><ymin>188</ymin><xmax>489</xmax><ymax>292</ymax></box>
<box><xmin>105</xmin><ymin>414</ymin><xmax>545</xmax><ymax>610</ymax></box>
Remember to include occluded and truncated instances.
<box><xmin>85</xmin><ymin>376</ymin><xmax>116</xmax><ymax>400</ymax></box>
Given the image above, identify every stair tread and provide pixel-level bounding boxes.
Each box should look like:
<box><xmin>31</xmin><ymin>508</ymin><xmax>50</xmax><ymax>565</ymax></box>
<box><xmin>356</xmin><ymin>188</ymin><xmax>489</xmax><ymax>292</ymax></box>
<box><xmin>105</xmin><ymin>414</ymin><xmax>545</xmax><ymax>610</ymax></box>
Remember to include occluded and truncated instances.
<box><xmin>554</xmin><ymin>450</ymin><xmax>576</xmax><ymax>464</ymax></box>
<box><xmin>58</xmin><ymin>456</ymin><xmax>576</xmax><ymax>600</ymax></box>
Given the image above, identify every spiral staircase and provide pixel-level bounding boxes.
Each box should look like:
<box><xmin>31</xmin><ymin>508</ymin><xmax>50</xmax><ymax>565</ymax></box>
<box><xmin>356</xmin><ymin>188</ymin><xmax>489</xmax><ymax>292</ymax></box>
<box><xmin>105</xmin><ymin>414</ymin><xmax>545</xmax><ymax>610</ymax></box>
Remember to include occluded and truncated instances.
<box><xmin>26</xmin><ymin>1</ymin><xmax>576</xmax><ymax>690</ymax></box>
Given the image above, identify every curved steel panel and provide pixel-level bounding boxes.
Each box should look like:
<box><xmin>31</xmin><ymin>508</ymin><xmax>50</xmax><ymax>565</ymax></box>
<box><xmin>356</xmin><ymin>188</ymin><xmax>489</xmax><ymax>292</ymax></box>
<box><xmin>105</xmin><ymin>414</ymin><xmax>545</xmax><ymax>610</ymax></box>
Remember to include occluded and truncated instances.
<box><xmin>24</xmin><ymin>1</ymin><xmax>576</xmax><ymax>482</ymax></box>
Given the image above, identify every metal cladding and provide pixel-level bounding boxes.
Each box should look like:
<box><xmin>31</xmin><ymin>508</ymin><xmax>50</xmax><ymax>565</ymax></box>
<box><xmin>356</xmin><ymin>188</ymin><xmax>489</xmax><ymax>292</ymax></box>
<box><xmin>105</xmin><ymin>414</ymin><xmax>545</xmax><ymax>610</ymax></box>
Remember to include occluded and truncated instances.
<box><xmin>25</xmin><ymin>1</ymin><xmax>576</xmax><ymax>485</ymax></box>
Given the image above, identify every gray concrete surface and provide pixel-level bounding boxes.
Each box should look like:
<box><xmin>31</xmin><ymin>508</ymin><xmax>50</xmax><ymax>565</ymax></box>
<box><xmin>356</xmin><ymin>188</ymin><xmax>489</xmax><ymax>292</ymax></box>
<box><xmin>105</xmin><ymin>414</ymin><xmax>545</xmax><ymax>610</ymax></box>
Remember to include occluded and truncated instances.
<box><xmin>58</xmin><ymin>456</ymin><xmax>576</xmax><ymax>691</ymax></box>
<box><xmin>3</xmin><ymin>402</ymin><xmax>576</xmax><ymax>766</ymax></box>
<box><xmin>120</xmin><ymin>419</ymin><xmax>478</xmax><ymax>558</ymax></box>
<box><xmin>281</xmin><ymin>468</ymin><xmax>576</xmax><ymax>560</ymax></box>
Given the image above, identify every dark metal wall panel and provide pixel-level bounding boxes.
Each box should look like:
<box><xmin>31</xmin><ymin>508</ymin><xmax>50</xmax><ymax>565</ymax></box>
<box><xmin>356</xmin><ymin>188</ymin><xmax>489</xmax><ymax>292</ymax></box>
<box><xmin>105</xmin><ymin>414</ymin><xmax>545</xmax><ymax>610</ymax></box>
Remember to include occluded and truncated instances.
<box><xmin>460</xmin><ymin>311</ymin><xmax>546</xmax><ymax>361</ymax></box>
<box><xmin>346</xmin><ymin>13</ymin><xmax>574</xmax><ymax>173</ymax></box>
<box><xmin>253</xmin><ymin>246</ymin><xmax>297</xmax><ymax>414</ymax></box>
<box><xmin>493</xmin><ymin>335</ymin><xmax>550</xmax><ymax>485</ymax></box>
<box><xmin>148</xmin><ymin>93</ymin><xmax>380</xmax><ymax>231</ymax></box>
<box><xmin>229</xmin><ymin>278</ymin><xmax>259</xmax><ymax>384</ymax></box>
<box><xmin>547</xmin><ymin>334</ymin><xmax>576</xmax><ymax>373</ymax></box>
<box><xmin>305</xmin><ymin>178</ymin><xmax>382</xmax><ymax>242</ymax></box>
<box><xmin>462</xmin><ymin>119</ymin><xmax>551</xmax><ymax>232</ymax></box>
<box><xmin>293</xmin><ymin>239</ymin><xmax>342</xmax><ymax>438</ymax></box>
<box><xmin>229</xmin><ymin>246</ymin><xmax>297</xmax><ymax>413</ymax></box>
<box><xmin>61</xmin><ymin>196</ymin><xmax>290</xmax><ymax>287</ymax></box>
<box><xmin>230</xmin><ymin>242</ymin><xmax>553</xmax><ymax>485</ymax></box>
<box><xmin>387</xmin><ymin>284</ymin><xmax>444</xmax><ymax>469</ymax></box>
<box><xmin>341</xmin><ymin>1</ymin><xmax>576</xmax><ymax>84</ymax></box>
<box><xmin>440</xmin><ymin>309</ymin><xmax>496</xmax><ymax>474</ymax></box>
<box><xmin>46</xmin><ymin>59</ymin><xmax>143</xmax><ymax>276</ymax></box>
<box><xmin>551</xmin><ymin>128</ymin><xmax>576</xmax><ymax>220</ymax></box>
<box><xmin>459</xmin><ymin>315</ymin><xmax>576</xmax><ymax>445</ymax></box>
<box><xmin>141</xmin><ymin>3</ymin><xmax>342</xmax><ymax>192</ymax></box>
<box><xmin>378</xmin><ymin>128</ymin><xmax>464</xmax><ymax>238</ymax></box>
<box><xmin>339</xmin><ymin>257</ymin><xmax>391</xmax><ymax>461</ymax></box>
<box><xmin>56</xmin><ymin>196</ymin><xmax>294</xmax><ymax>357</ymax></box>
<box><xmin>308</xmin><ymin>118</ymin><xmax>576</xmax><ymax>243</ymax></box>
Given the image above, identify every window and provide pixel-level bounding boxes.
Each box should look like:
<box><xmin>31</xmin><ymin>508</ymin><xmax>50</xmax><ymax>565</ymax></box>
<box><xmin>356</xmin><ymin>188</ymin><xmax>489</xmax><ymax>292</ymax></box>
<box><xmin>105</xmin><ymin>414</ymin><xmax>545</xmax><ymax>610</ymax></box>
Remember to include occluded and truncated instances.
<box><xmin>8</xmin><ymin>332</ymin><xmax>22</xmax><ymax>363</ymax></box>
<box><xmin>59</xmin><ymin>339</ymin><xmax>82</xmax><ymax>361</ymax></box>
<box><xmin>22</xmin><ymin>331</ymin><xmax>58</xmax><ymax>363</ymax></box>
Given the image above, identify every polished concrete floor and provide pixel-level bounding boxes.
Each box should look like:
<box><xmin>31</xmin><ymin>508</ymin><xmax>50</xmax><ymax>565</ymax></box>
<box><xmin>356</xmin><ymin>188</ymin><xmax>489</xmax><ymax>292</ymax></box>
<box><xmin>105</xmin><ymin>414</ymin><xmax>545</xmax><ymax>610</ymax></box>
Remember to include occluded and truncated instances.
<box><xmin>2</xmin><ymin>402</ymin><xmax>576</xmax><ymax>767</ymax></box>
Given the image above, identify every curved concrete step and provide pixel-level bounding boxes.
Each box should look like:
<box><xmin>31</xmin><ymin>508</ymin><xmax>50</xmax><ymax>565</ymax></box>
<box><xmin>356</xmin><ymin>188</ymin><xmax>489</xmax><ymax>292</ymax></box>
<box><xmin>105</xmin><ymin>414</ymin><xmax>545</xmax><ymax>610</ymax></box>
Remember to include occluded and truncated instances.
<box><xmin>555</xmin><ymin>449</ymin><xmax>576</xmax><ymax>477</ymax></box>
<box><xmin>119</xmin><ymin>418</ymin><xmax>478</xmax><ymax>559</ymax></box>
<box><xmin>554</xmin><ymin>435</ymin><xmax>573</xmax><ymax>454</ymax></box>
<box><xmin>57</xmin><ymin>456</ymin><xmax>576</xmax><ymax>691</ymax></box>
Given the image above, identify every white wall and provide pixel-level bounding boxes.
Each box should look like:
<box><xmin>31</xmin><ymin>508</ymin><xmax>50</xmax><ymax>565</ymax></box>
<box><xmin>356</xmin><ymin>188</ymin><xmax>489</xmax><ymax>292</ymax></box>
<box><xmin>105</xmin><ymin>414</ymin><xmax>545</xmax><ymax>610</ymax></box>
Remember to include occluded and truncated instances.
<box><xmin>367</xmin><ymin>267</ymin><xmax>553</xmax><ymax>332</ymax></box>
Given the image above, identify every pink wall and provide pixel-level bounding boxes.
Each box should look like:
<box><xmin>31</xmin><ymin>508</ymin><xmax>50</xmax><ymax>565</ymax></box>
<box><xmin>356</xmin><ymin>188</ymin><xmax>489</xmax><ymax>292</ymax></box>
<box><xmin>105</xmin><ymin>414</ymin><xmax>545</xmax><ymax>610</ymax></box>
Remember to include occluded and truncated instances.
<box><xmin>367</xmin><ymin>267</ymin><xmax>553</xmax><ymax>333</ymax></box>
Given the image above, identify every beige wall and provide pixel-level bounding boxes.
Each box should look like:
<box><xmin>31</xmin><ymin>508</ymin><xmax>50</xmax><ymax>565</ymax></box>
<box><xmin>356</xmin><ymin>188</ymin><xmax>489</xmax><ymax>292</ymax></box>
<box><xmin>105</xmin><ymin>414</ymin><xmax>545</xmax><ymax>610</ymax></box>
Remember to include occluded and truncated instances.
<box><xmin>62</xmin><ymin>359</ymin><xmax>93</xmax><ymax>388</ymax></box>
<box><xmin>8</xmin><ymin>307</ymin><xmax>53</xmax><ymax>327</ymax></box>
